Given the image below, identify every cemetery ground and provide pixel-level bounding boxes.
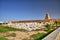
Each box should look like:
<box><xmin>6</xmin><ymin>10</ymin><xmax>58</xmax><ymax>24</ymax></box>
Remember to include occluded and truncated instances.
<box><xmin>0</xmin><ymin>24</ymin><xmax>59</xmax><ymax>40</ymax></box>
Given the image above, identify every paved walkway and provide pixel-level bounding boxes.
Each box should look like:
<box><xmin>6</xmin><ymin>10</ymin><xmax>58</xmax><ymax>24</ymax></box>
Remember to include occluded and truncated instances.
<box><xmin>55</xmin><ymin>32</ymin><xmax>60</xmax><ymax>40</ymax></box>
<box><xmin>42</xmin><ymin>27</ymin><xmax>60</xmax><ymax>40</ymax></box>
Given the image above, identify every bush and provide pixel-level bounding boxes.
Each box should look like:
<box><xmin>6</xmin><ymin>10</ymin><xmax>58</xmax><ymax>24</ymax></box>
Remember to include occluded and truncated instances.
<box><xmin>11</xmin><ymin>33</ymin><xmax>16</xmax><ymax>37</ymax></box>
<box><xmin>5</xmin><ymin>33</ymin><xmax>16</xmax><ymax>37</ymax></box>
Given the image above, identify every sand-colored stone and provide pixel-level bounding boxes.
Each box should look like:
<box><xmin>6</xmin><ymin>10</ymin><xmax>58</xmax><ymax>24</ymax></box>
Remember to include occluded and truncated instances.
<box><xmin>55</xmin><ymin>32</ymin><xmax>60</xmax><ymax>40</ymax></box>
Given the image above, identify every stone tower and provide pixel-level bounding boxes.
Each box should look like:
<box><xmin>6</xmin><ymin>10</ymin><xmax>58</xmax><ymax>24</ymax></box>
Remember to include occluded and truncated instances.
<box><xmin>45</xmin><ymin>12</ymin><xmax>50</xmax><ymax>20</ymax></box>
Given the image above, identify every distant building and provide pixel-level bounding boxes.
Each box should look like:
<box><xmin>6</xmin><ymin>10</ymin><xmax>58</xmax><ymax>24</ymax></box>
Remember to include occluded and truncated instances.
<box><xmin>6</xmin><ymin>12</ymin><xmax>60</xmax><ymax>31</ymax></box>
<box><xmin>8</xmin><ymin>12</ymin><xmax>51</xmax><ymax>25</ymax></box>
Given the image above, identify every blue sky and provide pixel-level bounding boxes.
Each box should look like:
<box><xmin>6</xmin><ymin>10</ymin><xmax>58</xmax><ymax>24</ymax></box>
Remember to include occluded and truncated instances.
<box><xmin>0</xmin><ymin>0</ymin><xmax>60</xmax><ymax>22</ymax></box>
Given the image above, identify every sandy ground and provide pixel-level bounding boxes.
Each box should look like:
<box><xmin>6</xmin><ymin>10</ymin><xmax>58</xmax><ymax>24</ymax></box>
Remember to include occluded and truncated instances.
<box><xmin>0</xmin><ymin>31</ymin><xmax>46</xmax><ymax>40</ymax></box>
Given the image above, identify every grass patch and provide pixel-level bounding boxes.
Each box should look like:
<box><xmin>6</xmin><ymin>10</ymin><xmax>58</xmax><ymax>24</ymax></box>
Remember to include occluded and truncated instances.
<box><xmin>0</xmin><ymin>37</ymin><xmax>8</xmax><ymax>40</ymax></box>
<box><xmin>31</xmin><ymin>33</ymin><xmax>46</xmax><ymax>40</ymax></box>
<box><xmin>0</xmin><ymin>26</ymin><xmax>16</xmax><ymax>32</ymax></box>
<box><xmin>0</xmin><ymin>25</ymin><xmax>27</xmax><ymax>32</ymax></box>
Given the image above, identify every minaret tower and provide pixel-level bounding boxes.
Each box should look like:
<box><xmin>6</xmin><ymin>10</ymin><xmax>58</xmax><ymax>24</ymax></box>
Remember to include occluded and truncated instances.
<box><xmin>45</xmin><ymin>12</ymin><xmax>50</xmax><ymax>20</ymax></box>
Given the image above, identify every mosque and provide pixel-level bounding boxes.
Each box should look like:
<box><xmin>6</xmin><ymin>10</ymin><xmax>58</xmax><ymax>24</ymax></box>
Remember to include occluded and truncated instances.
<box><xmin>0</xmin><ymin>12</ymin><xmax>60</xmax><ymax>30</ymax></box>
<box><xmin>6</xmin><ymin>12</ymin><xmax>60</xmax><ymax>31</ymax></box>
<box><xmin>8</xmin><ymin>12</ymin><xmax>60</xmax><ymax>25</ymax></box>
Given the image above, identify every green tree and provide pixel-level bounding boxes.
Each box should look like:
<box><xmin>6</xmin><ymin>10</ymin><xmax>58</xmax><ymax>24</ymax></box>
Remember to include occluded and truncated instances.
<box><xmin>54</xmin><ymin>21</ymin><xmax>60</xmax><ymax>28</ymax></box>
<box><xmin>58</xmin><ymin>22</ymin><xmax>60</xmax><ymax>26</ymax></box>
<box><xmin>55</xmin><ymin>21</ymin><xmax>58</xmax><ymax>27</ymax></box>
<box><xmin>45</xmin><ymin>24</ymin><xmax>51</xmax><ymax>31</ymax></box>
